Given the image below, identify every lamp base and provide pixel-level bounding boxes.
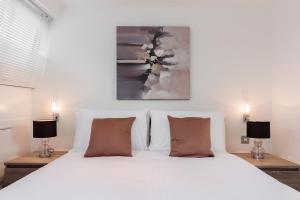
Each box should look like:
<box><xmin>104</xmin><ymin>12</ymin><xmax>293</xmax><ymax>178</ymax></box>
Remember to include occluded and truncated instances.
<box><xmin>251</xmin><ymin>139</ymin><xmax>265</xmax><ymax>159</ymax></box>
<box><xmin>38</xmin><ymin>139</ymin><xmax>54</xmax><ymax>158</ymax></box>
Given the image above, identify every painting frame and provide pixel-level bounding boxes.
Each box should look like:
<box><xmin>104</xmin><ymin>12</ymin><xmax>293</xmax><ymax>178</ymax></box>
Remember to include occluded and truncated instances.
<box><xmin>117</xmin><ymin>26</ymin><xmax>190</xmax><ymax>100</ymax></box>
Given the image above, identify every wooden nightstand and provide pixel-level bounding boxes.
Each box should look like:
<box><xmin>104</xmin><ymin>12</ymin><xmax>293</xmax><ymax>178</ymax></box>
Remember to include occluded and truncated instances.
<box><xmin>233</xmin><ymin>153</ymin><xmax>300</xmax><ymax>191</ymax></box>
<box><xmin>3</xmin><ymin>151</ymin><xmax>67</xmax><ymax>187</ymax></box>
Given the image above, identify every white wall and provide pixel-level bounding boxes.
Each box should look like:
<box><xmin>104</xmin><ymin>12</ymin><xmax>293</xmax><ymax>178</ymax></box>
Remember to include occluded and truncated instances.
<box><xmin>32</xmin><ymin>0</ymin><xmax>273</xmax><ymax>152</ymax></box>
<box><xmin>36</xmin><ymin>0</ymin><xmax>65</xmax><ymax>19</ymax></box>
<box><xmin>0</xmin><ymin>86</ymin><xmax>32</xmax><ymax>178</ymax></box>
<box><xmin>271</xmin><ymin>0</ymin><xmax>300</xmax><ymax>164</ymax></box>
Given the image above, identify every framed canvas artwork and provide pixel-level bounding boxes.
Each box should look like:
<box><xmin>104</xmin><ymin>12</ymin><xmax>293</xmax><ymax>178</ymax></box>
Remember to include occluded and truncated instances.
<box><xmin>117</xmin><ymin>26</ymin><xmax>190</xmax><ymax>100</ymax></box>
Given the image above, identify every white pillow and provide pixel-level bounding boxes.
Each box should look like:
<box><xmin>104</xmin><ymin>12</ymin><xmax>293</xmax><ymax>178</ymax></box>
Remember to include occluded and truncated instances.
<box><xmin>149</xmin><ymin>110</ymin><xmax>226</xmax><ymax>152</ymax></box>
<box><xmin>72</xmin><ymin>109</ymin><xmax>149</xmax><ymax>151</ymax></box>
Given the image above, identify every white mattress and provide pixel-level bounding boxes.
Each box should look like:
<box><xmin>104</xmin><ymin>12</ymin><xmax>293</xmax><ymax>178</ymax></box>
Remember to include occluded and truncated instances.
<box><xmin>0</xmin><ymin>151</ymin><xmax>299</xmax><ymax>200</ymax></box>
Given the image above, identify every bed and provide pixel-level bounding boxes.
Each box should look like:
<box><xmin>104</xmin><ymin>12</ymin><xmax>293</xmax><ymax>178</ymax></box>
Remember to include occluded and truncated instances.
<box><xmin>0</xmin><ymin>150</ymin><xmax>299</xmax><ymax>200</ymax></box>
<box><xmin>0</xmin><ymin>110</ymin><xmax>299</xmax><ymax>199</ymax></box>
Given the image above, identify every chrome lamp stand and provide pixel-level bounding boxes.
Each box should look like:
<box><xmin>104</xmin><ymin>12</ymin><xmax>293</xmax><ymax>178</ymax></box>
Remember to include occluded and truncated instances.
<box><xmin>38</xmin><ymin>139</ymin><xmax>54</xmax><ymax>158</ymax></box>
<box><xmin>251</xmin><ymin>139</ymin><xmax>265</xmax><ymax>159</ymax></box>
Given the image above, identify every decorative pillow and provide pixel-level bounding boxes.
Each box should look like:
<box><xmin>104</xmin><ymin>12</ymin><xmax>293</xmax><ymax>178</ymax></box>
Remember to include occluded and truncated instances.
<box><xmin>149</xmin><ymin>110</ymin><xmax>225</xmax><ymax>152</ymax></box>
<box><xmin>84</xmin><ymin>117</ymin><xmax>136</xmax><ymax>157</ymax></box>
<box><xmin>168</xmin><ymin>116</ymin><xmax>214</xmax><ymax>157</ymax></box>
<box><xmin>73</xmin><ymin>109</ymin><xmax>149</xmax><ymax>151</ymax></box>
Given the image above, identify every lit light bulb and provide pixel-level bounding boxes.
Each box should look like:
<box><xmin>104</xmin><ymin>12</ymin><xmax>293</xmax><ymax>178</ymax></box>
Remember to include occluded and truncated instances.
<box><xmin>51</xmin><ymin>101</ymin><xmax>59</xmax><ymax>121</ymax></box>
<box><xmin>244</xmin><ymin>103</ymin><xmax>250</xmax><ymax>114</ymax></box>
<box><xmin>243</xmin><ymin>103</ymin><xmax>250</xmax><ymax>122</ymax></box>
<box><xmin>52</xmin><ymin>102</ymin><xmax>58</xmax><ymax>113</ymax></box>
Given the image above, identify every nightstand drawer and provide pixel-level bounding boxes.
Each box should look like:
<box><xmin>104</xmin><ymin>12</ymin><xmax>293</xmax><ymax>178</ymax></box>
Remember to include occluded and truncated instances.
<box><xmin>3</xmin><ymin>167</ymin><xmax>39</xmax><ymax>187</ymax></box>
<box><xmin>232</xmin><ymin>153</ymin><xmax>300</xmax><ymax>192</ymax></box>
<box><xmin>3</xmin><ymin>151</ymin><xmax>67</xmax><ymax>188</ymax></box>
<box><xmin>263</xmin><ymin>170</ymin><xmax>300</xmax><ymax>191</ymax></box>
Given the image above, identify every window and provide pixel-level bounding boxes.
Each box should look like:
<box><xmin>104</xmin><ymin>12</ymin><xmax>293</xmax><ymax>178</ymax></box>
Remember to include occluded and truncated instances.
<box><xmin>0</xmin><ymin>0</ymin><xmax>49</xmax><ymax>88</ymax></box>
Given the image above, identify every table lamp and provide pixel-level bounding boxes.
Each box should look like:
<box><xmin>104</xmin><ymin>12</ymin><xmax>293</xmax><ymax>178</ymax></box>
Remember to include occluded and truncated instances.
<box><xmin>247</xmin><ymin>121</ymin><xmax>270</xmax><ymax>159</ymax></box>
<box><xmin>33</xmin><ymin>120</ymin><xmax>57</xmax><ymax>158</ymax></box>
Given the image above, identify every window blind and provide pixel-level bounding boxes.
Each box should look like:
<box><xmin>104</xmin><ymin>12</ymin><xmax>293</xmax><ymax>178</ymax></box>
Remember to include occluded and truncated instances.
<box><xmin>0</xmin><ymin>0</ymin><xmax>49</xmax><ymax>88</ymax></box>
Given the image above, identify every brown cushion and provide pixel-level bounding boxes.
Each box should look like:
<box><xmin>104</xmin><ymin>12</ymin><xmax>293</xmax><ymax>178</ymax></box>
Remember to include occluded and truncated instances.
<box><xmin>168</xmin><ymin>116</ymin><xmax>214</xmax><ymax>158</ymax></box>
<box><xmin>84</xmin><ymin>117</ymin><xmax>136</xmax><ymax>157</ymax></box>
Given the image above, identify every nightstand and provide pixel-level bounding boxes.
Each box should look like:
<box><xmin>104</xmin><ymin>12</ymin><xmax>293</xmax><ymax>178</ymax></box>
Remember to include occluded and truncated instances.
<box><xmin>233</xmin><ymin>153</ymin><xmax>300</xmax><ymax>191</ymax></box>
<box><xmin>3</xmin><ymin>151</ymin><xmax>67</xmax><ymax>187</ymax></box>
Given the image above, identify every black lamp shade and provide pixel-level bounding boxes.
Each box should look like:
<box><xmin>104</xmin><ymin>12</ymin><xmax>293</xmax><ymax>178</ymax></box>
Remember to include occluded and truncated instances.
<box><xmin>33</xmin><ymin>120</ymin><xmax>57</xmax><ymax>138</ymax></box>
<box><xmin>247</xmin><ymin>121</ymin><xmax>270</xmax><ymax>139</ymax></box>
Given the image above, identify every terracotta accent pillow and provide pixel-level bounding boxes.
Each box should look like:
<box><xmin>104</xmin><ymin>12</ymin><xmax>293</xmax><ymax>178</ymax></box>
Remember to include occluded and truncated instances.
<box><xmin>168</xmin><ymin>116</ymin><xmax>214</xmax><ymax>158</ymax></box>
<box><xmin>84</xmin><ymin>117</ymin><xmax>135</xmax><ymax>157</ymax></box>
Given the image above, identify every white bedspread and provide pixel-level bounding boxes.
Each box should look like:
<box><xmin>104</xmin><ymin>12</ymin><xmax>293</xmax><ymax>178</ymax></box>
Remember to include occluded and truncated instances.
<box><xmin>0</xmin><ymin>151</ymin><xmax>299</xmax><ymax>200</ymax></box>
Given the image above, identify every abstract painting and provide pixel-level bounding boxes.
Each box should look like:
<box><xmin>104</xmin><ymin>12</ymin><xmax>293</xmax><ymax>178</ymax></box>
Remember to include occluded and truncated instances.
<box><xmin>117</xmin><ymin>26</ymin><xmax>190</xmax><ymax>100</ymax></box>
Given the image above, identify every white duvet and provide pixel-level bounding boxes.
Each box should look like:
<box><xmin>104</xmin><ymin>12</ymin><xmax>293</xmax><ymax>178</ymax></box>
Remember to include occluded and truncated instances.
<box><xmin>0</xmin><ymin>151</ymin><xmax>299</xmax><ymax>200</ymax></box>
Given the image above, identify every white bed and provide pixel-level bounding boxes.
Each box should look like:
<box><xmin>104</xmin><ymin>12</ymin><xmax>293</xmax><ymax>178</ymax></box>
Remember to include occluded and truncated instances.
<box><xmin>0</xmin><ymin>150</ymin><xmax>299</xmax><ymax>200</ymax></box>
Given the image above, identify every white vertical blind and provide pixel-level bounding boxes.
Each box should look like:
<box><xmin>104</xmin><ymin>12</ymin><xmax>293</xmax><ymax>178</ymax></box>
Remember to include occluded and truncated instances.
<box><xmin>0</xmin><ymin>0</ymin><xmax>49</xmax><ymax>88</ymax></box>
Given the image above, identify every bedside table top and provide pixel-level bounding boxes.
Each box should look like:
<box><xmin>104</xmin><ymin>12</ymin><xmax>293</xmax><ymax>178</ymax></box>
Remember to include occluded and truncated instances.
<box><xmin>4</xmin><ymin>151</ymin><xmax>68</xmax><ymax>168</ymax></box>
<box><xmin>233</xmin><ymin>153</ymin><xmax>300</xmax><ymax>171</ymax></box>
